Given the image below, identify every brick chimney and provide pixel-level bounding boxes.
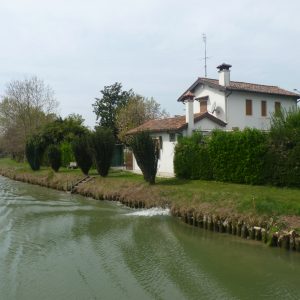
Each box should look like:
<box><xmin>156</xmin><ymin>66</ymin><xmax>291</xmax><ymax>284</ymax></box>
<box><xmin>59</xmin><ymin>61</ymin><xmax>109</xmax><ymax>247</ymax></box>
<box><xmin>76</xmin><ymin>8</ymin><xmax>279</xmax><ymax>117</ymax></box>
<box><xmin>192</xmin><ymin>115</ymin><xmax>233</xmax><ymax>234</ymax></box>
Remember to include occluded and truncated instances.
<box><xmin>182</xmin><ymin>91</ymin><xmax>195</xmax><ymax>136</ymax></box>
<box><xmin>217</xmin><ymin>63</ymin><xmax>232</xmax><ymax>86</ymax></box>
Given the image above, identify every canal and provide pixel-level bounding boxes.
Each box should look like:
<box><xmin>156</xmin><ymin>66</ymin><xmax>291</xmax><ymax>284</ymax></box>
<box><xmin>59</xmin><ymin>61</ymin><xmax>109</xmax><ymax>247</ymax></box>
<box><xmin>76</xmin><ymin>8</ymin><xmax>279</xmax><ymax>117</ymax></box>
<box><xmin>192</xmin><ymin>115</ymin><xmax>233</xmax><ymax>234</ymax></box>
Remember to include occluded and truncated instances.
<box><xmin>0</xmin><ymin>176</ymin><xmax>300</xmax><ymax>299</ymax></box>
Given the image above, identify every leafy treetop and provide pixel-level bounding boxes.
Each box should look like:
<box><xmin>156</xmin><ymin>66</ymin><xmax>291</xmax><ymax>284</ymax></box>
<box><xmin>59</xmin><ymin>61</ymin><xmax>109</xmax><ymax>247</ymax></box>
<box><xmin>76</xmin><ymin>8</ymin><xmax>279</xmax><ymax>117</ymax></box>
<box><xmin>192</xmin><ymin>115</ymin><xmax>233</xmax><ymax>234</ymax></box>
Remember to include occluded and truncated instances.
<box><xmin>92</xmin><ymin>82</ymin><xmax>134</xmax><ymax>138</ymax></box>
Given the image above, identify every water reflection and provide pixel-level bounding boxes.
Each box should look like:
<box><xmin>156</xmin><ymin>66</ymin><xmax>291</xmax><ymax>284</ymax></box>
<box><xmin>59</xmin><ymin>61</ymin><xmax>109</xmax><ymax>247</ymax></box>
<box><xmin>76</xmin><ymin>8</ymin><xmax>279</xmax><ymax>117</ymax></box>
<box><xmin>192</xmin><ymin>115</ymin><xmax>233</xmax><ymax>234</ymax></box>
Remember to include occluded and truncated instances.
<box><xmin>0</xmin><ymin>176</ymin><xmax>300</xmax><ymax>300</ymax></box>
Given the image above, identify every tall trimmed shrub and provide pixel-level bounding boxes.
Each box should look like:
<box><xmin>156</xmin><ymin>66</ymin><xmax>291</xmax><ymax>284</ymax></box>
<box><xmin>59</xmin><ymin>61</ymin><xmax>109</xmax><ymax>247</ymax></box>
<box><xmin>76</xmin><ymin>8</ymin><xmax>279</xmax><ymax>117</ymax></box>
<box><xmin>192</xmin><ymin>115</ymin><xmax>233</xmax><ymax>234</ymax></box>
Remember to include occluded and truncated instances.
<box><xmin>47</xmin><ymin>145</ymin><xmax>62</xmax><ymax>172</ymax></box>
<box><xmin>72</xmin><ymin>134</ymin><xmax>93</xmax><ymax>175</ymax></box>
<box><xmin>25</xmin><ymin>135</ymin><xmax>44</xmax><ymax>171</ymax></box>
<box><xmin>129</xmin><ymin>131</ymin><xmax>159</xmax><ymax>184</ymax></box>
<box><xmin>89</xmin><ymin>127</ymin><xmax>115</xmax><ymax>177</ymax></box>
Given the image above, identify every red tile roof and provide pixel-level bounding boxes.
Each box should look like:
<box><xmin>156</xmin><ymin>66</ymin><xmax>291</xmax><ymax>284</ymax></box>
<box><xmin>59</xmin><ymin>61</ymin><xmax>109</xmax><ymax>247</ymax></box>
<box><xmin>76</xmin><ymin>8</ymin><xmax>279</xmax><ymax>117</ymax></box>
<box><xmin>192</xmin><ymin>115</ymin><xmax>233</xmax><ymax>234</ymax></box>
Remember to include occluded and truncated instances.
<box><xmin>126</xmin><ymin>112</ymin><xmax>226</xmax><ymax>135</ymax></box>
<box><xmin>178</xmin><ymin>77</ymin><xmax>300</xmax><ymax>101</ymax></box>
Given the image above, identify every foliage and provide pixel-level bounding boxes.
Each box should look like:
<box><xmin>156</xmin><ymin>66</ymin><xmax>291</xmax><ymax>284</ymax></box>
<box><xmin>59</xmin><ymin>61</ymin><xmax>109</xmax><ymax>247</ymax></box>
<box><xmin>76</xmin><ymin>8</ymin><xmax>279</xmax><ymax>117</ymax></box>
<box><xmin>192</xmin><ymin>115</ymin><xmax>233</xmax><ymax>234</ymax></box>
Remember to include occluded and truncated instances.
<box><xmin>39</xmin><ymin>114</ymin><xmax>87</xmax><ymax>146</ymax></box>
<box><xmin>174</xmin><ymin>129</ymin><xmax>268</xmax><ymax>185</ymax></box>
<box><xmin>92</xmin><ymin>82</ymin><xmax>134</xmax><ymax>138</ymax></box>
<box><xmin>174</xmin><ymin>132</ymin><xmax>212</xmax><ymax>180</ymax></box>
<box><xmin>72</xmin><ymin>134</ymin><xmax>93</xmax><ymax>175</ymax></box>
<box><xmin>266</xmin><ymin>107</ymin><xmax>300</xmax><ymax>187</ymax></box>
<box><xmin>25</xmin><ymin>135</ymin><xmax>44</xmax><ymax>171</ymax></box>
<box><xmin>60</xmin><ymin>141</ymin><xmax>75</xmax><ymax>167</ymax></box>
<box><xmin>89</xmin><ymin>127</ymin><xmax>115</xmax><ymax>177</ymax></box>
<box><xmin>47</xmin><ymin>145</ymin><xmax>62</xmax><ymax>172</ymax></box>
<box><xmin>208</xmin><ymin>129</ymin><xmax>268</xmax><ymax>184</ymax></box>
<box><xmin>0</xmin><ymin>77</ymin><xmax>58</xmax><ymax>159</ymax></box>
<box><xmin>129</xmin><ymin>131</ymin><xmax>159</xmax><ymax>184</ymax></box>
<box><xmin>116</xmin><ymin>94</ymin><xmax>169</xmax><ymax>143</ymax></box>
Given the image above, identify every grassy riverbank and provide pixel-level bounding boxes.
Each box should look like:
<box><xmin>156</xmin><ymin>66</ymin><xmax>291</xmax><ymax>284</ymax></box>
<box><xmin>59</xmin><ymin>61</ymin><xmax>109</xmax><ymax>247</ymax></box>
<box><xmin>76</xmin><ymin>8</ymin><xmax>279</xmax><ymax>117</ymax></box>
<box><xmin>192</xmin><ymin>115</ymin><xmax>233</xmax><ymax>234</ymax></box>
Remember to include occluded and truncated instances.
<box><xmin>1</xmin><ymin>158</ymin><xmax>300</xmax><ymax>233</ymax></box>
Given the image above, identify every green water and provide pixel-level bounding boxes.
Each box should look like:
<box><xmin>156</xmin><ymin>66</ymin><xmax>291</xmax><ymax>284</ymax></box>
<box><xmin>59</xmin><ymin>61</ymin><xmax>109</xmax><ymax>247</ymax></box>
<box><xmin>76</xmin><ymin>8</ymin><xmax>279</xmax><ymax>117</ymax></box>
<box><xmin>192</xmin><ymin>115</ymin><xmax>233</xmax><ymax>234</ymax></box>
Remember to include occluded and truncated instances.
<box><xmin>1</xmin><ymin>176</ymin><xmax>300</xmax><ymax>300</ymax></box>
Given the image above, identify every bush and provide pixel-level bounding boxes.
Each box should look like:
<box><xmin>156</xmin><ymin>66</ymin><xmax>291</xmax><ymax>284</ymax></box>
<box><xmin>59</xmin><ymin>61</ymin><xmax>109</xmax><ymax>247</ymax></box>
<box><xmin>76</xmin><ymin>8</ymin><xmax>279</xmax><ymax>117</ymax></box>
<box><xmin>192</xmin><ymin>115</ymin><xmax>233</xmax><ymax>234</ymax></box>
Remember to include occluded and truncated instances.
<box><xmin>72</xmin><ymin>134</ymin><xmax>93</xmax><ymax>175</ymax></box>
<box><xmin>174</xmin><ymin>132</ymin><xmax>212</xmax><ymax>180</ymax></box>
<box><xmin>89</xmin><ymin>127</ymin><xmax>115</xmax><ymax>177</ymax></box>
<box><xmin>47</xmin><ymin>145</ymin><xmax>62</xmax><ymax>172</ymax></box>
<box><xmin>267</xmin><ymin>107</ymin><xmax>300</xmax><ymax>187</ymax></box>
<box><xmin>208</xmin><ymin>129</ymin><xmax>268</xmax><ymax>184</ymax></box>
<box><xmin>25</xmin><ymin>135</ymin><xmax>44</xmax><ymax>171</ymax></box>
<box><xmin>60</xmin><ymin>141</ymin><xmax>75</xmax><ymax>167</ymax></box>
<box><xmin>129</xmin><ymin>131</ymin><xmax>159</xmax><ymax>184</ymax></box>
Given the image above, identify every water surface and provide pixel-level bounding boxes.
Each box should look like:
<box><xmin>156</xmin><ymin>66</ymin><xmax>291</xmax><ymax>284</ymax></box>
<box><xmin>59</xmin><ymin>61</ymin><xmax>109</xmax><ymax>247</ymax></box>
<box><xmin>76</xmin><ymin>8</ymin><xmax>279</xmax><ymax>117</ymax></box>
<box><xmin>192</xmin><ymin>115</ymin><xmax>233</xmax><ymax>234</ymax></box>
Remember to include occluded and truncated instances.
<box><xmin>1</xmin><ymin>176</ymin><xmax>300</xmax><ymax>300</ymax></box>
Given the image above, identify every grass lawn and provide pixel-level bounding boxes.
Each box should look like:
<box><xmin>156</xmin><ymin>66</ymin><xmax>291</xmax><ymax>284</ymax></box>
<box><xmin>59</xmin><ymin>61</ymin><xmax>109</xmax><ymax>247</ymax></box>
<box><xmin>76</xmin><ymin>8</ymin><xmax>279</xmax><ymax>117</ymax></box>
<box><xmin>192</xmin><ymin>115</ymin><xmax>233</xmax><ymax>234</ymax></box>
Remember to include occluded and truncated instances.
<box><xmin>1</xmin><ymin>158</ymin><xmax>300</xmax><ymax>223</ymax></box>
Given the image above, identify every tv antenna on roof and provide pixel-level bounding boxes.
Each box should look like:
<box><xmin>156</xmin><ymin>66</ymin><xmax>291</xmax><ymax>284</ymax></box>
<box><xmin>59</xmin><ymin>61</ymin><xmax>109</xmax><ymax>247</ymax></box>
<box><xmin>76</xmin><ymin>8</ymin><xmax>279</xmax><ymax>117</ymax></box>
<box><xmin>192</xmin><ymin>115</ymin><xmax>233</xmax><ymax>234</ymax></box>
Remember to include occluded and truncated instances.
<box><xmin>202</xmin><ymin>33</ymin><xmax>210</xmax><ymax>78</ymax></box>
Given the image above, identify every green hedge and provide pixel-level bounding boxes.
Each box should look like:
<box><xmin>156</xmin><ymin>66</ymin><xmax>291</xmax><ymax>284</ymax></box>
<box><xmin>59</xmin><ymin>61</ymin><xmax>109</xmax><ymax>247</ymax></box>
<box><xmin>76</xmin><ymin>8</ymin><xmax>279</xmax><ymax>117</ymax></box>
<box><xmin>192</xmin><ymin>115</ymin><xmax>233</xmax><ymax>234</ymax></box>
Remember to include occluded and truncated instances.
<box><xmin>208</xmin><ymin>129</ymin><xmax>268</xmax><ymax>184</ymax></box>
<box><xmin>174</xmin><ymin>129</ymin><xmax>268</xmax><ymax>185</ymax></box>
<box><xmin>174</xmin><ymin>133</ymin><xmax>212</xmax><ymax>180</ymax></box>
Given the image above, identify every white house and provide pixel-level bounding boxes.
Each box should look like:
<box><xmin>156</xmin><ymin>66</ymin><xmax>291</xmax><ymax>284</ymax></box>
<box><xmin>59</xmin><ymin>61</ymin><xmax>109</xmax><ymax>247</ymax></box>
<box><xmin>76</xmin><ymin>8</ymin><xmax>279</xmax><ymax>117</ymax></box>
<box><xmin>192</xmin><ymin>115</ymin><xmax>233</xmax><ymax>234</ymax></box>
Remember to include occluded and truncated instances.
<box><xmin>127</xmin><ymin>63</ymin><xmax>300</xmax><ymax>177</ymax></box>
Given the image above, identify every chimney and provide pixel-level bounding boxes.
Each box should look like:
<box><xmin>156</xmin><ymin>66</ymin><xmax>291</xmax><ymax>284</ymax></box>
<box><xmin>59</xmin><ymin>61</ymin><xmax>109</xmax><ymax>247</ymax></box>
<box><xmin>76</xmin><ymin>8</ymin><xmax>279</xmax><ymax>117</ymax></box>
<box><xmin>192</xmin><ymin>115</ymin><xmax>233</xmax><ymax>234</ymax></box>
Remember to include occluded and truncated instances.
<box><xmin>182</xmin><ymin>91</ymin><xmax>195</xmax><ymax>136</ymax></box>
<box><xmin>217</xmin><ymin>63</ymin><xmax>232</xmax><ymax>86</ymax></box>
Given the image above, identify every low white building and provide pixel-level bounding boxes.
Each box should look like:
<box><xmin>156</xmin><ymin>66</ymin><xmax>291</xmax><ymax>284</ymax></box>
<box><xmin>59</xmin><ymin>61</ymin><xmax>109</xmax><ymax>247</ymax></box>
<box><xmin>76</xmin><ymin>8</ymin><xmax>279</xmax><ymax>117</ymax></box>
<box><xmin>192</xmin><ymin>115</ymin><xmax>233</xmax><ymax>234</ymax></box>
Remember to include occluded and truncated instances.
<box><xmin>127</xmin><ymin>63</ymin><xmax>300</xmax><ymax>177</ymax></box>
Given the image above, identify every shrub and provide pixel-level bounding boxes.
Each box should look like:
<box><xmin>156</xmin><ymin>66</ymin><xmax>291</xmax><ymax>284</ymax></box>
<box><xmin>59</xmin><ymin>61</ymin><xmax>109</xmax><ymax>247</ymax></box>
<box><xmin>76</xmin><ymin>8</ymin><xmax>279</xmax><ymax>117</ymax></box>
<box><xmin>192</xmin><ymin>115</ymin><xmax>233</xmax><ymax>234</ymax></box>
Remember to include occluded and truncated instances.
<box><xmin>174</xmin><ymin>132</ymin><xmax>212</xmax><ymax>180</ymax></box>
<box><xmin>47</xmin><ymin>145</ymin><xmax>62</xmax><ymax>172</ymax></box>
<box><xmin>267</xmin><ymin>107</ymin><xmax>300</xmax><ymax>187</ymax></box>
<box><xmin>25</xmin><ymin>135</ymin><xmax>44</xmax><ymax>171</ymax></box>
<box><xmin>72</xmin><ymin>134</ymin><xmax>93</xmax><ymax>175</ymax></box>
<box><xmin>89</xmin><ymin>127</ymin><xmax>115</xmax><ymax>177</ymax></box>
<box><xmin>60</xmin><ymin>141</ymin><xmax>75</xmax><ymax>167</ymax></box>
<box><xmin>129</xmin><ymin>131</ymin><xmax>159</xmax><ymax>184</ymax></box>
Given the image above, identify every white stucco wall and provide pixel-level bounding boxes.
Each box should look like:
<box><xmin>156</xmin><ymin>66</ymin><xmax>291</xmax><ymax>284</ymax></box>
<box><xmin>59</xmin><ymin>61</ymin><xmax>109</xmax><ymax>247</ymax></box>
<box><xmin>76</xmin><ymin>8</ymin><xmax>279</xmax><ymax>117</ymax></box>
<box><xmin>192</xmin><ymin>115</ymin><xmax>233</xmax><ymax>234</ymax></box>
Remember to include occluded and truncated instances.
<box><xmin>192</xmin><ymin>84</ymin><xmax>226</xmax><ymax>121</ymax></box>
<box><xmin>226</xmin><ymin>92</ymin><xmax>297</xmax><ymax>130</ymax></box>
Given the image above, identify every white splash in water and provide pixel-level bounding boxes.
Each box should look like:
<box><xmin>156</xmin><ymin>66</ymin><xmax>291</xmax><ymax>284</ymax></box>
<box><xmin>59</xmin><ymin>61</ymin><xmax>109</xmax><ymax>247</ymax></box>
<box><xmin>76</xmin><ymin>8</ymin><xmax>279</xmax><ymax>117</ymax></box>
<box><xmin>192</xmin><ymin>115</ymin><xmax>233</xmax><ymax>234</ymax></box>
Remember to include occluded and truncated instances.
<box><xmin>125</xmin><ymin>207</ymin><xmax>170</xmax><ymax>217</ymax></box>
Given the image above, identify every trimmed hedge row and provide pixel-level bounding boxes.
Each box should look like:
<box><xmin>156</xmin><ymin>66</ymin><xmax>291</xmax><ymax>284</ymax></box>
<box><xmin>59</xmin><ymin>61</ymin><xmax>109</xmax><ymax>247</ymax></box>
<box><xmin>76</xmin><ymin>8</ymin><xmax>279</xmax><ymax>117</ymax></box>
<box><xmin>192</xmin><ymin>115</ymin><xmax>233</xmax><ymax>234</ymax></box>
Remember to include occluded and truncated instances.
<box><xmin>174</xmin><ymin>129</ymin><xmax>268</xmax><ymax>185</ymax></box>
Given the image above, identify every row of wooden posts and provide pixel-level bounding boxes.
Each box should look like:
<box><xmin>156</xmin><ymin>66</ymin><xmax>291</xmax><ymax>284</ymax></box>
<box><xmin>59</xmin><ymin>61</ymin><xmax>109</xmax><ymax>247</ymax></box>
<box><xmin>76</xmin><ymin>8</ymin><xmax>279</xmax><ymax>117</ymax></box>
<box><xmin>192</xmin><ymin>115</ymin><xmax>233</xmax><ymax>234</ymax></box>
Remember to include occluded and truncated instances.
<box><xmin>171</xmin><ymin>209</ymin><xmax>300</xmax><ymax>252</ymax></box>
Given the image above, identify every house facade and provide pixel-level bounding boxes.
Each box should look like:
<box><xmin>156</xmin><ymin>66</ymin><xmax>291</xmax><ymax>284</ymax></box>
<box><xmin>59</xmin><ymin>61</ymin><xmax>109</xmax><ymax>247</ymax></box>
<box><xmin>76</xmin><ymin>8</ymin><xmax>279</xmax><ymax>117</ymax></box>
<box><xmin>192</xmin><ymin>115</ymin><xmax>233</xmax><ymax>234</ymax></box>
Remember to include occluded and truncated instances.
<box><xmin>127</xmin><ymin>63</ymin><xmax>300</xmax><ymax>177</ymax></box>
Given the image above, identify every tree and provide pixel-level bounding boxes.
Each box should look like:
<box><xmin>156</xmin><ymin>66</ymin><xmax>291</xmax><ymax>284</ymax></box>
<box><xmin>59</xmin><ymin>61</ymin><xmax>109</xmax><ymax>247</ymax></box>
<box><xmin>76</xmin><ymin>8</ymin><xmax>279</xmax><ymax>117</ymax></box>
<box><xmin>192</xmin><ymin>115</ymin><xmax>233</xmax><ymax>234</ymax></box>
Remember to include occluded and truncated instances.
<box><xmin>72</xmin><ymin>134</ymin><xmax>93</xmax><ymax>175</ymax></box>
<box><xmin>89</xmin><ymin>127</ymin><xmax>115</xmax><ymax>177</ymax></box>
<box><xmin>0</xmin><ymin>77</ymin><xmax>58</xmax><ymax>159</ymax></box>
<box><xmin>116</xmin><ymin>95</ymin><xmax>169</xmax><ymax>143</ymax></box>
<box><xmin>92</xmin><ymin>82</ymin><xmax>134</xmax><ymax>138</ymax></box>
<box><xmin>47</xmin><ymin>145</ymin><xmax>62</xmax><ymax>172</ymax></box>
<box><xmin>128</xmin><ymin>132</ymin><xmax>159</xmax><ymax>184</ymax></box>
<box><xmin>25</xmin><ymin>134</ymin><xmax>44</xmax><ymax>171</ymax></box>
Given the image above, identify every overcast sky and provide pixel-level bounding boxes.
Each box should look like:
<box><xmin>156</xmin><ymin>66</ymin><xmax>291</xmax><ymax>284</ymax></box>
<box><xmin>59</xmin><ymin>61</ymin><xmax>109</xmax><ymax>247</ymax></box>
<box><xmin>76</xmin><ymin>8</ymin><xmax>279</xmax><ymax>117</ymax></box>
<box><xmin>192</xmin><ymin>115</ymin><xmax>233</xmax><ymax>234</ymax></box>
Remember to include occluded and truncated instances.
<box><xmin>0</xmin><ymin>0</ymin><xmax>299</xmax><ymax>127</ymax></box>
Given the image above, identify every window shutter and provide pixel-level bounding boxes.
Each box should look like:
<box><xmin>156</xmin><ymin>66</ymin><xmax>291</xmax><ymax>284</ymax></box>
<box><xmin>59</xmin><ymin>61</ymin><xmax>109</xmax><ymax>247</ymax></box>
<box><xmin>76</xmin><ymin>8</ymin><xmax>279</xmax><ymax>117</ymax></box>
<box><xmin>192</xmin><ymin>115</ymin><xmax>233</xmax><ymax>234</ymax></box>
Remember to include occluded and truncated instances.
<box><xmin>261</xmin><ymin>101</ymin><xmax>267</xmax><ymax>116</ymax></box>
<box><xmin>246</xmin><ymin>99</ymin><xmax>252</xmax><ymax>116</ymax></box>
<box><xmin>200</xmin><ymin>101</ymin><xmax>207</xmax><ymax>113</ymax></box>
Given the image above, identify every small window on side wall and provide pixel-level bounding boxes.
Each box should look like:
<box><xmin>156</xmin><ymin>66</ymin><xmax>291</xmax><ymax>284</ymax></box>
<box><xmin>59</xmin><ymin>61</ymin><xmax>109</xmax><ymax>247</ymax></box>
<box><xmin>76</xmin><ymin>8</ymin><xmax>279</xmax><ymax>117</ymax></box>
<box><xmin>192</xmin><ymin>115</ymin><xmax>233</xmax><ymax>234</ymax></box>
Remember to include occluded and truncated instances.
<box><xmin>169</xmin><ymin>133</ymin><xmax>176</xmax><ymax>142</ymax></box>
<box><xmin>246</xmin><ymin>99</ymin><xmax>252</xmax><ymax>116</ymax></box>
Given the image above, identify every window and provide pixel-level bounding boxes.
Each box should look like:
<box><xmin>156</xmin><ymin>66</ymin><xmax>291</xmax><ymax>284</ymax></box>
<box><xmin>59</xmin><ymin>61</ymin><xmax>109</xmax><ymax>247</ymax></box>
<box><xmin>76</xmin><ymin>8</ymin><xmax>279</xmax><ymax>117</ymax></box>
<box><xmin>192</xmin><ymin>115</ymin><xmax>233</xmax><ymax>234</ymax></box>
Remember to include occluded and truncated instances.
<box><xmin>246</xmin><ymin>99</ymin><xmax>252</xmax><ymax>116</ymax></box>
<box><xmin>200</xmin><ymin>100</ymin><xmax>207</xmax><ymax>113</ymax></box>
<box><xmin>261</xmin><ymin>100</ymin><xmax>267</xmax><ymax>117</ymax></box>
<box><xmin>275</xmin><ymin>102</ymin><xmax>281</xmax><ymax>114</ymax></box>
<box><xmin>169</xmin><ymin>133</ymin><xmax>176</xmax><ymax>142</ymax></box>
